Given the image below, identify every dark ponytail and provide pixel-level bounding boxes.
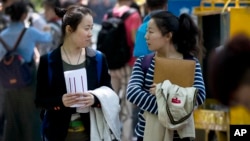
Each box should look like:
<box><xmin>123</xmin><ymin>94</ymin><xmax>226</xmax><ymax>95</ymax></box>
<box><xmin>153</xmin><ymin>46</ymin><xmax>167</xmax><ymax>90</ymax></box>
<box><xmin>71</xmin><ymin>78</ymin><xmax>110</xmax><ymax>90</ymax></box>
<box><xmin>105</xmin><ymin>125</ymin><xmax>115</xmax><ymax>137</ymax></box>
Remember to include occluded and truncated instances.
<box><xmin>5</xmin><ymin>1</ymin><xmax>28</xmax><ymax>22</ymax></box>
<box><xmin>54</xmin><ymin>7</ymin><xmax>67</xmax><ymax>18</ymax></box>
<box><xmin>177</xmin><ymin>13</ymin><xmax>204</xmax><ymax>57</ymax></box>
<box><xmin>151</xmin><ymin>11</ymin><xmax>205</xmax><ymax>58</ymax></box>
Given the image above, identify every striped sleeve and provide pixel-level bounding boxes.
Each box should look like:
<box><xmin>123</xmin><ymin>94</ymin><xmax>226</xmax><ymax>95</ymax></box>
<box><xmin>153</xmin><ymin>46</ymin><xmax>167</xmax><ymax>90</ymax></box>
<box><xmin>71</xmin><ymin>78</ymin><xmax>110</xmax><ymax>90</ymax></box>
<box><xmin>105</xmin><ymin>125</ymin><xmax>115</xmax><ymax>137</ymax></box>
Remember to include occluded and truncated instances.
<box><xmin>126</xmin><ymin>57</ymin><xmax>158</xmax><ymax>114</ymax></box>
<box><xmin>193</xmin><ymin>57</ymin><xmax>206</xmax><ymax>105</ymax></box>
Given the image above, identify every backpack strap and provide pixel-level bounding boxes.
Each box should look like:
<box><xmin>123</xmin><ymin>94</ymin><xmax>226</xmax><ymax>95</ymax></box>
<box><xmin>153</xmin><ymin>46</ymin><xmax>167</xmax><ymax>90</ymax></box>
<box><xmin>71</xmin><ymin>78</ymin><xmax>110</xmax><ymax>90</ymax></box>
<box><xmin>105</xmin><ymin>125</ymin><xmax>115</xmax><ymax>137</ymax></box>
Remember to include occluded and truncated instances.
<box><xmin>107</xmin><ymin>8</ymin><xmax>114</xmax><ymax>19</ymax></box>
<box><xmin>121</xmin><ymin>8</ymin><xmax>137</xmax><ymax>21</ymax></box>
<box><xmin>95</xmin><ymin>50</ymin><xmax>103</xmax><ymax>85</ymax></box>
<box><xmin>12</xmin><ymin>28</ymin><xmax>27</xmax><ymax>52</ymax></box>
<box><xmin>0</xmin><ymin>37</ymin><xmax>10</xmax><ymax>51</ymax></box>
<box><xmin>0</xmin><ymin>28</ymin><xmax>27</xmax><ymax>52</ymax></box>
<box><xmin>141</xmin><ymin>53</ymin><xmax>154</xmax><ymax>76</ymax></box>
<box><xmin>106</xmin><ymin>8</ymin><xmax>137</xmax><ymax>20</ymax></box>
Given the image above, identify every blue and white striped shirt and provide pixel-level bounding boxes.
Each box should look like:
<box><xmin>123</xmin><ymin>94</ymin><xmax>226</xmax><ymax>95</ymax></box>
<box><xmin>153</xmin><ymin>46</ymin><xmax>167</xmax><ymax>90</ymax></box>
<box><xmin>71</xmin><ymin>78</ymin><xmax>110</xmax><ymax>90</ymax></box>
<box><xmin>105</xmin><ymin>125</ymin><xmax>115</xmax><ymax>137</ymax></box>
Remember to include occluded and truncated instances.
<box><xmin>126</xmin><ymin>55</ymin><xmax>206</xmax><ymax>138</ymax></box>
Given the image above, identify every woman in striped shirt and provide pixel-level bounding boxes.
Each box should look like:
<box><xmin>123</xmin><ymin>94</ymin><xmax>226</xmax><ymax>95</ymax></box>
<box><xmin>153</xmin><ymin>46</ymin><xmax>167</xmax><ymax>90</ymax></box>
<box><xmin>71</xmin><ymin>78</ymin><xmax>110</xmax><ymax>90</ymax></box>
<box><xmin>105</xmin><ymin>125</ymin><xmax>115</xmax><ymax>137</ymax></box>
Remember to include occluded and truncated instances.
<box><xmin>127</xmin><ymin>11</ymin><xmax>206</xmax><ymax>141</ymax></box>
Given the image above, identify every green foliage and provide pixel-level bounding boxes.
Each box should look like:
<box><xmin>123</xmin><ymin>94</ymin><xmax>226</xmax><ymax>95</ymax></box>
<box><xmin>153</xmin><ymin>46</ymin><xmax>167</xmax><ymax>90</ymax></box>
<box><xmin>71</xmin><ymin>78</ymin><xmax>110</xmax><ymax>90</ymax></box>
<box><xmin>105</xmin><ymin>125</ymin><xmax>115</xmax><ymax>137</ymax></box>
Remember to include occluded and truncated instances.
<box><xmin>30</xmin><ymin>0</ymin><xmax>43</xmax><ymax>12</ymax></box>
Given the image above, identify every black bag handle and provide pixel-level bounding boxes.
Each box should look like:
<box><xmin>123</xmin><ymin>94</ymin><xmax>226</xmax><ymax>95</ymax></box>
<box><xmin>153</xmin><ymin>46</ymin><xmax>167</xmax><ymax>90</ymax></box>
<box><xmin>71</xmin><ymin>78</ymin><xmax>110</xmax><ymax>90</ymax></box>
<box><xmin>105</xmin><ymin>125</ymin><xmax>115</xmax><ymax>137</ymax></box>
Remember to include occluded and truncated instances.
<box><xmin>120</xmin><ymin>8</ymin><xmax>136</xmax><ymax>20</ymax></box>
<box><xmin>164</xmin><ymin>88</ymin><xmax>198</xmax><ymax>125</ymax></box>
<box><xmin>0</xmin><ymin>28</ymin><xmax>27</xmax><ymax>52</ymax></box>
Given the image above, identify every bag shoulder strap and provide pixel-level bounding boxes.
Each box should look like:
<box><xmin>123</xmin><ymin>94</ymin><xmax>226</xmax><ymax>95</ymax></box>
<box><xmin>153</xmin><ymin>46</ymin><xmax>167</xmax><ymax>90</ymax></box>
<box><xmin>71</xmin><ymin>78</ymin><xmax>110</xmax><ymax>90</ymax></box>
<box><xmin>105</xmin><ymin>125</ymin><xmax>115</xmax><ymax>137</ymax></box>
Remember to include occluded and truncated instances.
<box><xmin>0</xmin><ymin>36</ymin><xmax>10</xmax><ymax>51</ymax></box>
<box><xmin>96</xmin><ymin>50</ymin><xmax>103</xmax><ymax>85</ymax></box>
<box><xmin>13</xmin><ymin>28</ymin><xmax>27</xmax><ymax>51</ymax></box>
<box><xmin>106</xmin><ymin>8</ymin><xmax>137</xmax><ymax>20</ymax></box>
<box><xmin>0</xmin><ymin>28</ymin><xmax>27</xmax><ymax>52</ymax></box>
<box><xmin>165</xmin><ymin>88</ymin><xmax>198</xmax><ymax>125</ymax></box>
<box><xmin>141</xmin><ymin>53</ymin><xmax>154</xmax><ymax>76</ymax></box>
<box><xmin>121</xmin><ymin>8</ymin><xmax>137</xmax><ymax>21</ymax></box>
<box><xmin>107</xmin><ymin>8</ymin><xmax>113</xmax><ymax>19</ymax></box>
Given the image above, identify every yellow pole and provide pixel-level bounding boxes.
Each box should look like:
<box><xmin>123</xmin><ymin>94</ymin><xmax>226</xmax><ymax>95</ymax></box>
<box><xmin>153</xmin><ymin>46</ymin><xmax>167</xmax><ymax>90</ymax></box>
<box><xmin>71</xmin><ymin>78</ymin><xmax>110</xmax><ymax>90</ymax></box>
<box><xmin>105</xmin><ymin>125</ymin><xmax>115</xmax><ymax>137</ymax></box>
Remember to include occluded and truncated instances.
<box><xmin>235</xmin><ymin>0</ymin><xmax>240</xmax><ymax>8</ymax></box>
<box><xmin>211</xmin><ymin>0</ymin><xmax>215</xmax><ymax>9</ymax></box>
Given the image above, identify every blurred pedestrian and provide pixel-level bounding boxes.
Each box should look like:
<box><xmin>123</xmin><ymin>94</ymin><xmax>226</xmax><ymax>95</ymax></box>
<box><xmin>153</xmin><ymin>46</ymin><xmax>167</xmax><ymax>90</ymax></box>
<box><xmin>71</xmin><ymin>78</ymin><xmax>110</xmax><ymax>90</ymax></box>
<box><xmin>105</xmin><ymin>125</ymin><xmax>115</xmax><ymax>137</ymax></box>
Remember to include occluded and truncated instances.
<box><xmin>0</xmin><ymin>1</ymin><xmax>52</xmax><ymax>141</ymax></box>
<box><xmin>0</xmin><ymin>1</ymin><xmax>10</xmax><ymax>31</ymax></box>
<box><xmin>25</xmin><ymin>1</ymin><xmax>47</xmax><ymax>31</ymax></box>
<box><xmin>208</xmin><ymin>33</ymin><xmax>250</xmax><ymax>111</ymax></box>
<box><xmin>36</xmin><ymin>0</ymin><xmax>62</xmax><ymax>56</ymax></box>
<box><xmin>88</xmin><ymin>0</ymin><xmax>114</xmax><ymax>24</ymax></box>
<box><xmin>100</xmin><ymin>0</ymin><xmax>142</xmax><ymax>141</ymax></box>
<box><xmin>0</xmin><ymin>1</ymin><xmax>9</xmax><ymax>140</ymax></box>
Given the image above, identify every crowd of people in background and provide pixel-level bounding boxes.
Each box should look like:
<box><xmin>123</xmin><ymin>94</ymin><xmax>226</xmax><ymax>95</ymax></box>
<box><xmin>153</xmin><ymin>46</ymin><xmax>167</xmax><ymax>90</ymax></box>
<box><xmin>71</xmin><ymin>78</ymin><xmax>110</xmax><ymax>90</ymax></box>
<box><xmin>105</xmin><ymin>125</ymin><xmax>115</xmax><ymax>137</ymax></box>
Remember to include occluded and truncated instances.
<box><xmin>0</xmin><ymin>0</ymin><xmax>250</xmax><ymax>141</ymax></box>
<box><xmin>0</xmin><ymin>1</ymin><xmax>52</xmax><ymax>141</ymax></box>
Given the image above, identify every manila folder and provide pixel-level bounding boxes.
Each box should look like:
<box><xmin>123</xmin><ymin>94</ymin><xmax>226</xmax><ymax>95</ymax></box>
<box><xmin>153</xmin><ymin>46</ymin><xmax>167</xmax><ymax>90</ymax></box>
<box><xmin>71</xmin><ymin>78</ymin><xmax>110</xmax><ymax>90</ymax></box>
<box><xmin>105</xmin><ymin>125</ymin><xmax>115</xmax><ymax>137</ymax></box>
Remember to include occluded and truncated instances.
<box><xmin>153</xmin><ymin>57</ymin><xmax>196</xmax><ymax>87</ymax></box>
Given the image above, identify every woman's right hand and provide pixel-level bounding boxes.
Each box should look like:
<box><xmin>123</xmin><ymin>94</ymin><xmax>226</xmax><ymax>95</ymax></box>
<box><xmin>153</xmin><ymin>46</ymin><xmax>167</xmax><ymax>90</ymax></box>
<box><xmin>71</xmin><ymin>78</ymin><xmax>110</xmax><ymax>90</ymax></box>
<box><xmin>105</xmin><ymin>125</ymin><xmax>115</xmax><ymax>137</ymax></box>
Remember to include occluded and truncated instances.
<box><xmin>149</xmin><ymin>83</ymin><xmax>157</xmax><ymax>95</ymax></box>
<box><xmin>62</xmin><ymin>93</ymin><xmax>80</xmax><ymax>107</ymax></box>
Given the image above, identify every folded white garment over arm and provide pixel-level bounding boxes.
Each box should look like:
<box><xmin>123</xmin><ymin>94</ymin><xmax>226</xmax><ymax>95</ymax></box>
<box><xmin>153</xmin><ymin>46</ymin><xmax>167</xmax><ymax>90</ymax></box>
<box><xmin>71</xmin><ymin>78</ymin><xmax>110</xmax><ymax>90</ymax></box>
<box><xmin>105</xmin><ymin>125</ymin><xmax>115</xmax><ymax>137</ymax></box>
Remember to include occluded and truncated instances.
<box><xmin>89</xmin><ymin>86</ymin><xmax>121</xmax><ymax>141</ymax></box>
<box><xmin>143</xmin><ymin>80</ymin><xmax>197</xmax><ymax>141</ymax></box>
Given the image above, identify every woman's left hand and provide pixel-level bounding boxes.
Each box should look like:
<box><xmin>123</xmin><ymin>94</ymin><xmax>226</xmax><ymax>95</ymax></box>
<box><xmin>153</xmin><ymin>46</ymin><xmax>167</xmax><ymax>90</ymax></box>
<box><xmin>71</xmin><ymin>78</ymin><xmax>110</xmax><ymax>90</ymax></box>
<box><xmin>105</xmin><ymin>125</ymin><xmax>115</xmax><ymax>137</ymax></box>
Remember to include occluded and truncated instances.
<box><xmin>76</xmin><ymin>92</ymin><xmax>95</xmax><ymax>107</ymax></box>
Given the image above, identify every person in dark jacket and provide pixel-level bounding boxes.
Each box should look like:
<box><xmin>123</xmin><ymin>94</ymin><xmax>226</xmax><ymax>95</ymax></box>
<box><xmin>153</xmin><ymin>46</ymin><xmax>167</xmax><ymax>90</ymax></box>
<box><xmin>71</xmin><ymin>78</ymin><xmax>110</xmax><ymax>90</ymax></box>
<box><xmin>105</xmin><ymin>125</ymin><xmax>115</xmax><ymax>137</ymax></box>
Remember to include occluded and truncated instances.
<box><xmin>35</xmin><ymin>5</ymin><xmax>115</xmax><ymax>141</ymax></box>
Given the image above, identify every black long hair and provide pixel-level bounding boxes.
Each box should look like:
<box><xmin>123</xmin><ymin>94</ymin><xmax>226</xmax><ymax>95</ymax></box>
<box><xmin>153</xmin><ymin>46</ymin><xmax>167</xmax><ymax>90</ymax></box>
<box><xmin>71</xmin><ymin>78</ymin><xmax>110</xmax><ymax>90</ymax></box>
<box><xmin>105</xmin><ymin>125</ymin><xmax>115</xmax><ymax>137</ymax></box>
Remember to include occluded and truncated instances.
<box><xmin>151</xmin><ymin>11</ymin><xmax>204</xmax><ymax>58</ymax></box>
<box><xmin>5</xmin><ymin>1</ymin><xmax>28</xmax><ymax>22</ymax></box>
